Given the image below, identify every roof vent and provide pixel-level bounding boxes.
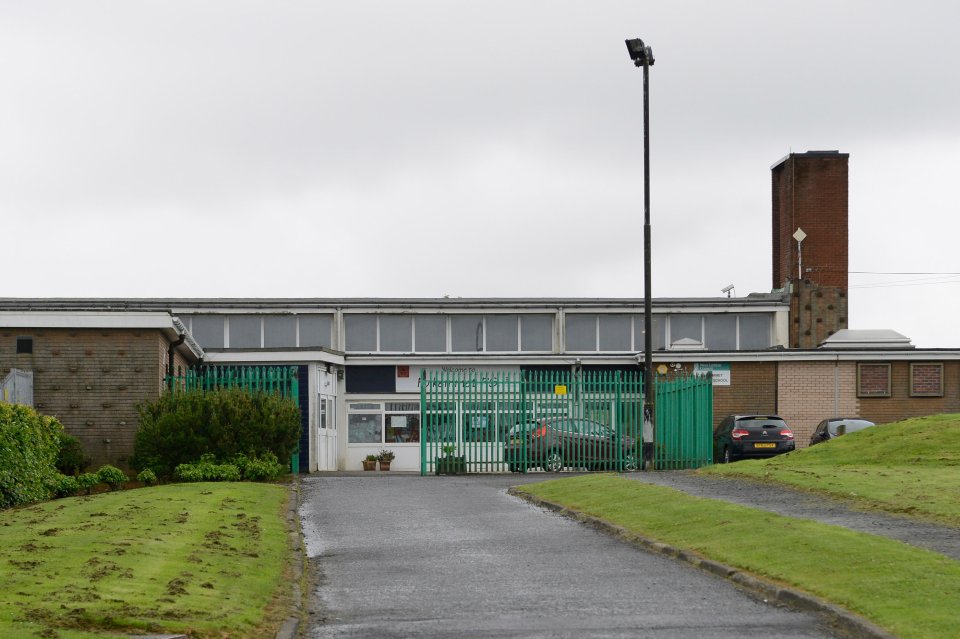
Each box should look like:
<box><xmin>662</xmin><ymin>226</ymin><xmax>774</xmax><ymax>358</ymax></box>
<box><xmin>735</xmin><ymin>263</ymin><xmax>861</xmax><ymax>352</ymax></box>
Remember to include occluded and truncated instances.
<box><xmin>819</xmin><ymin>329</ymin><xmax>913</xmax><ymax>349</ymax></box>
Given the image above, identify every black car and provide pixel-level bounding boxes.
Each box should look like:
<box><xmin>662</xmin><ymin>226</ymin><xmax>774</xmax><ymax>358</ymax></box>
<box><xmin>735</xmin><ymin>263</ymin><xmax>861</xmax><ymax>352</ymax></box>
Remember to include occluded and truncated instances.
<box><xmin>503</xmin><ymin>417</ymin><xmax>639</xmax><ymax>472</ymax></box>
<box><xmin>713</xmin><ymin>415</ymin><xmax>795</xmax><ymax>463</ymax></box>
<box><xmin>809</xmin><ymin>417</ymin><xmax>875</xmax><ymax>446</ymax></box>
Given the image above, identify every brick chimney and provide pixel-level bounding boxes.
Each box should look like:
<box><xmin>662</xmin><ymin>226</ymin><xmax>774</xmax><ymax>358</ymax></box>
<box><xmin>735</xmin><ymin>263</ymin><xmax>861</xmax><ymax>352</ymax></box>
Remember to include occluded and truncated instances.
<box><xmin>771</xmin><ymin>151</ymin><xmax>849</xmax><ymax>348</ymax></box>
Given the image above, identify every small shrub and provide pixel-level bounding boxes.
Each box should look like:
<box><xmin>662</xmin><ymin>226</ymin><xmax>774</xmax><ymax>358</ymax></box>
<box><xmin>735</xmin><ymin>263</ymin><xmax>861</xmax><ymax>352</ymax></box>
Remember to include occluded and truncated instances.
<box><xmin>215</xmin><ymin>464</ymin><xmax>242</xmax><ymax>482</ymax></box>
<box><xmin>174</xmin><ymin>462</ymin><xmax>205</xmax><ymax>483</ymax></box>
<box><xmin>175</xmin><ymin>454</ymin><xmax>241</xmax><ymax>482</ymax></box>
<box><xmin>377</xmin><ymin>449</ymin><xmax>395</xmax><ymax>462</ymax></box>
<box><xmin>51</xmin><ymin>474</ymin><xmax>79</xmax><ymax>498</ymax></box>
<box><xmin>365</xmin><ymin>454</ymin><xmax>379</xmax><ymax>462</ymax></box>
<box><xmin>137</xmin><ymin>469</ymin><xmax>158</xmax><ymax>486</ymax></box>
<box><xmin>240</xmin><ymin>452</ymin><xmax>285</xmax><ymax>481</ymax></box>
<box><xmin>97</xmin><ymin>465</ymin><xmax>128</xmax><ymax>491</ymax></box>
<box><xmin>76</xmin><ymin>473</ymin><xmax>100</xmax><ymax>495</ymax></box>
<box><xmin>0</xmin><ymin>402</ymin><xmax>64</xmax><ymax>508</ymax></box>
<box><xmin>56</xmin><ymin>433</ymin><xmax>90</xmax><ymax>476</ymax></box>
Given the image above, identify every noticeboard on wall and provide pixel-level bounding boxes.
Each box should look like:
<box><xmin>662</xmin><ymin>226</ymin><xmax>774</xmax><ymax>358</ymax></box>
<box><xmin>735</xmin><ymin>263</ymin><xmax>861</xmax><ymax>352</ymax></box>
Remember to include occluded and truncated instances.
<box><xmin>693</xmin><ymin>363</ymin><xmax>731</xmax><ymax>386</ymax></box>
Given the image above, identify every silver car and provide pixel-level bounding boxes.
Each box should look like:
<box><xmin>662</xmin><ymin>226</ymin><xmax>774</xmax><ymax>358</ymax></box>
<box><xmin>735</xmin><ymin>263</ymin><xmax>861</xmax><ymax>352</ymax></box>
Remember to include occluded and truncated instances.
<box><xmin>809</xmin><ymin>417</ymin><xmax>876</xmax><ymax>446</ymax></box>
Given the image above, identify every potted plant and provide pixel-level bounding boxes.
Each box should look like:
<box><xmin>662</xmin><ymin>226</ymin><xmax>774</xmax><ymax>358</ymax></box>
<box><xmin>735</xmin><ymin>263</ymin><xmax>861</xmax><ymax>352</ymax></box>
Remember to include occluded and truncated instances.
<box><xmin>362</xmin><ymin>454</ymin><xmax>378</xmax><ymax>471</ymax></box>
<box><xmin>377</xmin><ymin>449</ymin><xmax>395</xmax><ymax>471</ymax></box>
<box><xmin>435</xmin><ymin>445</ymin><xmax>467</xmax><ymax>475</ymax></box>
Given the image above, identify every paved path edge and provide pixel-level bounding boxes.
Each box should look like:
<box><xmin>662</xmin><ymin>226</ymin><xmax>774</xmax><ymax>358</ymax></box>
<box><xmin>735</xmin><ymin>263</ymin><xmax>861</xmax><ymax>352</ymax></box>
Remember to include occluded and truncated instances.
<box><xmin>276</xmin><ymin>476</ymin><xmax>307</xmax><ymax>639</ymax></box>
<box><xmin>507</xmin><ymin>486</ymin><xmax>896</xmax><ymax>639</ymax></box>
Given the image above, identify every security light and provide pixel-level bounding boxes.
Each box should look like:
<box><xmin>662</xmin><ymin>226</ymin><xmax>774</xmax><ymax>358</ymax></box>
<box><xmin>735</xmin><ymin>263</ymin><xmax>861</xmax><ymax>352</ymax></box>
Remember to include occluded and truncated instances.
<box><xmin>625</xmin><ymin>39</ymin><xmax>655</xmax><ymax>67</ymax></box>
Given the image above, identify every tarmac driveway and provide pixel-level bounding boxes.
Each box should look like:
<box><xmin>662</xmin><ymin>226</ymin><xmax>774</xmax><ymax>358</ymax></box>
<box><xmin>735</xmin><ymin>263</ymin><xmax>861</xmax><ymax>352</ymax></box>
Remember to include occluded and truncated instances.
<box><xmin>300</xmin><ymin>473</ymin><xmax>839</xmax><ymax>638</ymax></box>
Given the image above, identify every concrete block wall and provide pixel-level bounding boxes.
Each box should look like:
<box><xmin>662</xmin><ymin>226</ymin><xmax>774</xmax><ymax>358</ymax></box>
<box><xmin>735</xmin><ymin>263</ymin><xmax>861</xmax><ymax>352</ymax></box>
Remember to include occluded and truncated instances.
<box><xmin>790</xmin><ymin>280</ymin><xmax>847</xmax><ymax>348</ymax></box>
<box><xmin>776</xmin><ymin>360</ymin><xmax>858</xmax><ymax>446</ymax></box>
<box><xmin>0</xmin><ymin>328</ymin><xmax>171</xmax><ymax>470</ymax></box>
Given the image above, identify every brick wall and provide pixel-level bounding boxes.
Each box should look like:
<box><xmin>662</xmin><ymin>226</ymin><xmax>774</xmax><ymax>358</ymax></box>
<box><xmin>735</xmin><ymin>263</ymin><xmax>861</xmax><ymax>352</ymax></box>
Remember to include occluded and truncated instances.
<box><xmin>0</xmin><ymin>328</ymin><xmax>174</xmax><ymax>469</ymax></box>
<box><xmin>776</xmin><ymin>360</ymin><xmax>859</xmax><ymax>447</ymax></box>
<box><xmin>712</xmin><ymin>362</ymin><xmax>778</xmax><ymax>427</ymax></box>
<box><xmin>859</xmin><ymin>361</ymin><xmax>960</xmax><ymax>425</ymax></box>
<box><xmin>665</xmin><ymin>361</ymin><xmax>777</xmax><ymax>428</ymax></box>
<box><xmin>772</xmin><ymin>152</ymin><xmax>849</xmax><ymax>291</ymax></box>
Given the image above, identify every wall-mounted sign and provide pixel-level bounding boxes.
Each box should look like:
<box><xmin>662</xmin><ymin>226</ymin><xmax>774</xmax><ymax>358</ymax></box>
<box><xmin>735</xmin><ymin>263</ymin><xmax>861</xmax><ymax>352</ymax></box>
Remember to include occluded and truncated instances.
<box><xmin>395</xmin><ymin>365</ymin><xmax>521</xmax><ymax>392</ymax></box>
<box><xmin>694</xmin><ymin>363</ymin><xmax>731</xmax><ymax>386</ymax></box>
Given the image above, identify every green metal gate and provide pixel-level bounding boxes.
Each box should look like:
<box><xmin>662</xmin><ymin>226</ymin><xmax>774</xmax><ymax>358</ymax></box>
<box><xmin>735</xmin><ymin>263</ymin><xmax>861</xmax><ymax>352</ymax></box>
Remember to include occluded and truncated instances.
<box><xmin>654</xmin><ymin>374</ymin><xmax>713</xmax><ymax>469</ymax></box>
<box><xmin>420</xmin><ymin>369</ymin><xmax>714</xmax><ymax>474</ymax></box>
<box><xmin>420</xmin><ymin>370</ymin><xmax>644</xmax><ymax>475</ymax></box>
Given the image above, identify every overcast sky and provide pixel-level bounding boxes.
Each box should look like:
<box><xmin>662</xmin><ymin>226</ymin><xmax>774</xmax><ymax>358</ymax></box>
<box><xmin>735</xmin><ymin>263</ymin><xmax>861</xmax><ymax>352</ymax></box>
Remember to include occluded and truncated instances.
<box><xmin>2</xmin><ymin>1</ymin><xmax>958</xmax><ymax>346</ymax></box>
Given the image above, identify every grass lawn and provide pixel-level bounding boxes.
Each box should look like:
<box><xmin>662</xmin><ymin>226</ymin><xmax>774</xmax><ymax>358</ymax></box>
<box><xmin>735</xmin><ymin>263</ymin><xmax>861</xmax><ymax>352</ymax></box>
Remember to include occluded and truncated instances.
<box><xmin>702</xmin><ymin>413</ymin><xmax>960</xmax><ymax>526</ymax></box>
<box><xmin>0</xmin><ymin>482</ymin><xmax>292</xmax><ymax>638</ymax></box>
<box><xmin>518</xmin><ymin>474</ymin><xmax>960</xmax><ymax>639</ymax></box>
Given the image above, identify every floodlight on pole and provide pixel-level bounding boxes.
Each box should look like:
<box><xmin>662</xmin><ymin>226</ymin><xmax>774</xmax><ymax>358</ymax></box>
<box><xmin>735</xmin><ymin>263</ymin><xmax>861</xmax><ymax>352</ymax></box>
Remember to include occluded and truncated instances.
<box><xmin>625</xmin><ymin>37</ymin><xmax>654</xmax><ymax>469</ymax></box>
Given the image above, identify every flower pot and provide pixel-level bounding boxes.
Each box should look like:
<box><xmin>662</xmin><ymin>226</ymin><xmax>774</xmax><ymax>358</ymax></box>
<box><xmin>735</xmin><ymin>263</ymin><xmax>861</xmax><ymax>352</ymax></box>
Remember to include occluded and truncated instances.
<box><xmin>378</xmin><ymin>460</ymin><xmax>392</xmax><ymax>471</ymax></box>
<box><xmin>435</xmin><ymin>455</ymin><xmax>467</xmax><ymax>475</ymax></box>
<box><xmin>362</xmin><ymin>459</ymin><xmax>377</xmax><ymax>471</ymax></box>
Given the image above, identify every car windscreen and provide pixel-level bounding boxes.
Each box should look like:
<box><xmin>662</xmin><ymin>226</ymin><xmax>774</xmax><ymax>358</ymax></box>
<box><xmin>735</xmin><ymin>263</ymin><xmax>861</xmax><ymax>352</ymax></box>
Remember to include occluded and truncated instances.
<box><xmin>737</xmin><ymin>418</ymin><xmax>786</xmax><ymax>428</ymax></box>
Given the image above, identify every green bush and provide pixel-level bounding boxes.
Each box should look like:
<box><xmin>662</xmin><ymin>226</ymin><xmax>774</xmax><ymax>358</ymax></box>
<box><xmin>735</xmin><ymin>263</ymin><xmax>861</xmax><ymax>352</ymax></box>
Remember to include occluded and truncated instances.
<box><xmin>132</xmin><ymin>388</ymin><xmax>301</xmax><ymax>478</ymax></box>
<box><xmin>55</xmin><ymin>433</ymin><xmax>90</xmax><ymax>476</ymax></box>
<box><xmin>50</xmin><ymin>474</ymin><xmax>79</xmax><ymax>498</ymax></box>
<box><xmin>175</xmin><ymin>454</ymin><xmax>241</xmax><ymax>482</ymax></box>
<box><xmin>0</xmin><ymin>402</ymin><xmax>64</xmax><ymax>508</ymax></box>
<box><xmin>237</xmin><ymin>452</ymin><xmax>285</xmax><ymax>481</ymax></box>
<box><xmin>137</xmin><ymin>468</ymin><xmax>158</xmax><ymax>486</ymax></box>
<box><xmin>76</xmin><ymin>472</ymin><xmax>100</xmax><ymax>495</ymax></box>
<box><xmin>97</xmin><ymin>465</ymin><xmax>128</xmax><ymax>491</ymax></box>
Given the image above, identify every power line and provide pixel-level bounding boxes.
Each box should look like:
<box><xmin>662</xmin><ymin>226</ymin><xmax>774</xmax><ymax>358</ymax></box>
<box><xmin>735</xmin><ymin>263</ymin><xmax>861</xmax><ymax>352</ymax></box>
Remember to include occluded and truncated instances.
<box><xmin>850</xmin><ymin>270</ymin><xmax>960</xmax><ymax>275</ymax></box>
<box><xmin>851</xmin><ymin>277</ymin><xmax>960</xmax><ymax>290</ymax></box>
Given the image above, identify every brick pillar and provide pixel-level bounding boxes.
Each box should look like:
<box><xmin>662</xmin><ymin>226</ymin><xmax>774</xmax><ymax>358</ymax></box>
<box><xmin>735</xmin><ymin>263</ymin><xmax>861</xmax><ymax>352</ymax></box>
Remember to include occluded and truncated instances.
<box><xmin>772</xmin><ymin>151</ymin><xmax>849</xmax><ymax>347</ymax></box>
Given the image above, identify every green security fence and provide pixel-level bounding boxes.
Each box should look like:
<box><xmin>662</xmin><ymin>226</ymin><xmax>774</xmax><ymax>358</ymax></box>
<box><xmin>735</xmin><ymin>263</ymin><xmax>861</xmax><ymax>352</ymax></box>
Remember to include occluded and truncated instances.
<box><xmin>166</xmin><ymin>365</ymin><xmax>300</xmax><ymax>399</ymax></box>
<box><xmin>420</xmin><ymin>369</ymin><xmax>714</xmax><ymax>474</ymax></box>
<box><xmin>420</xmin><ymin>370</ymin><xmax>645</xmax><ymax>475</ymax></box>
<box><xmin>164</xmin><ymin>365</ymin><xmax>302</xmax><ymax>473</ymax></box>
<box><xmin>654</xmin><ymin>374</ymin><xmax>714</xmax><ymax>469</ymax></box>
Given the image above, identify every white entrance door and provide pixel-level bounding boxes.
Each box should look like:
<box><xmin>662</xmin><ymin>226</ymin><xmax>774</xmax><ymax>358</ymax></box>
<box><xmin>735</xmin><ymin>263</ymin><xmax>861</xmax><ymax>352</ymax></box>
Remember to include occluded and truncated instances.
<box><xmin>316</xmin><ymin>369</ymin><xmax>338</xmax><ymax>471</ymax></box>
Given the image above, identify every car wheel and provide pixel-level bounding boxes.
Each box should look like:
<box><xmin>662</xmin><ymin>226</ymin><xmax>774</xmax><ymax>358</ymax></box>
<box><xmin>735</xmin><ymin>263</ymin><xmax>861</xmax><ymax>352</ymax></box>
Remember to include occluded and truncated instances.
<box><xmin>544</xmin><ymin>450</ymin><xmax>564</xmax><ymax>472</ymax></box>
<box><xmin>623</xmin><ymin>453</ymin><xmax>639</xmax><ymax>472</ymax></box>
<box><xmin>722</xmin><ymin>446</ymin><xmax>732</xmax><ymax>464</ymax></box>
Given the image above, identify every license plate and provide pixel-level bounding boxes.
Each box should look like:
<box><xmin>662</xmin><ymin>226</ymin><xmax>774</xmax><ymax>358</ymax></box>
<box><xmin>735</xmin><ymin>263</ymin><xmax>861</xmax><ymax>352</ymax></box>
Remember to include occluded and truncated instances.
<box><xmin>753</xmin><ymin>442</ymin><xmax>776</xmax><ymax>449</ymax></box>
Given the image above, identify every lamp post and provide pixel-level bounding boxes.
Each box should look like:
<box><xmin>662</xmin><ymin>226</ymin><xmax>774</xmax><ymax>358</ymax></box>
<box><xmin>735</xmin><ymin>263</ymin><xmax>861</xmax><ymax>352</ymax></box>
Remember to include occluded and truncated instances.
<box><xmin>625</xmin><ymin>37</ymin><xmax>655</xmax><ymax>467</ymax></box>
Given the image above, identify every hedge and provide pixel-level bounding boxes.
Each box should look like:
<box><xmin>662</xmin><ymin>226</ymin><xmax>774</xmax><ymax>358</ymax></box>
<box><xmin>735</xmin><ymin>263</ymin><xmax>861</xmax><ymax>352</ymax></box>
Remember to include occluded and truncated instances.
<box><xmin>132</xmin><ymin>387</ymin><xmax>300</xmax><ymax>478</ymax></box>
<box><xmin>0</xmin><ymin>402</ymin><xmax>64</xmax><ymax>508</ymax></box>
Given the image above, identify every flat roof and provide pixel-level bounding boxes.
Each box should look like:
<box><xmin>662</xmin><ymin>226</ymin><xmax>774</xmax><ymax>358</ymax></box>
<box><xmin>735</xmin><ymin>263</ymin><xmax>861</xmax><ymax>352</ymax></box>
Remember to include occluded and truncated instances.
<box><xmin>0</xmin><ymin>293</ymin><xmax>788</xmax><ymax>311</ymax></box>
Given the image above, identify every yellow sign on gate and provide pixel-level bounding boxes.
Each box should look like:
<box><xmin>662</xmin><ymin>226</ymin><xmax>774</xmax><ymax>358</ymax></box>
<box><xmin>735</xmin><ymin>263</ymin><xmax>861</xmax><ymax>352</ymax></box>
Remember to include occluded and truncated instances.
<box><xmin>554</xmin><ymin>385</ymin><xmax>567</xmax><ymax>395</ymax></box>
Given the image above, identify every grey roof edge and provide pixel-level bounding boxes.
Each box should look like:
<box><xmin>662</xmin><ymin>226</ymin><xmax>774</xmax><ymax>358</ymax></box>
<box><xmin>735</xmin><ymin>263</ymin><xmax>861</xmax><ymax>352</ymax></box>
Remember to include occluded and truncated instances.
<box><xmin>0</xmin><ymin>293</ymin><xmax>789</xmax><ymax>311</ymax></box>
<box><xmin>770</xmin><ymin>150</ymin><xmax>850</xmax><ymax>170</ymax></box>
<box><xmin>171</xmin><ymin>317</ymin><xmax>205</xmax><ymax>360</ymax></box>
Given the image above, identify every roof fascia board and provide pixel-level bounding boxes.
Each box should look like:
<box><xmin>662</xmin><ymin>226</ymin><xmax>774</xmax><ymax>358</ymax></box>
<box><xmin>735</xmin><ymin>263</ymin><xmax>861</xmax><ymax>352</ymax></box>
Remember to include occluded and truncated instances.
<box><xmin>0</xmin><ymin>311</ymin><xmax>180</xmax><ymax>330</ymax></box>
<box><xmin>204</xmin><ymin>351</ymin><xmax>345</xmax><ymax>365</ymax></box>
<box><xmin>658</xmin><ymin>350</ymin><xmax>960</xmax><ymax>362</ymax></box>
